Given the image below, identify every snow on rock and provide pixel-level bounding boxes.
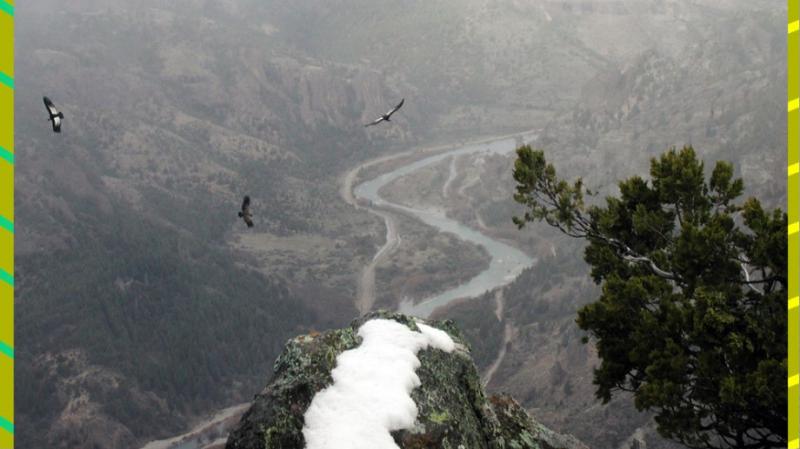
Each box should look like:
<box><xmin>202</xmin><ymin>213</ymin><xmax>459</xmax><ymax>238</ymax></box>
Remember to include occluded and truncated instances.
<box><xmin>225</xmin><ymin>311</ymin><xmax>589</xmax><ymax>449</ymax></box>
<box><xmin>302</xmin><ymin>319</ymin><xmax>455</xmax><ymax>449</ymax></box>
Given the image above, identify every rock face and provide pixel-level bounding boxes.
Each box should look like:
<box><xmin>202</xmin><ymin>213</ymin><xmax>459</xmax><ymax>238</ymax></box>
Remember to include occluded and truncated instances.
<box><xmin>225</xmin><ymin>312</ymin><xmax>588</xmax><ymax>449</ymax></box>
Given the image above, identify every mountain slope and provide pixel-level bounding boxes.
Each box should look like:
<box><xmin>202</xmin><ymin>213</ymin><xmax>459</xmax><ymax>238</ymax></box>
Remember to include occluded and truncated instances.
<box><xmin>13</xmin><ymin>0</ymin><xmax>786</xmax><ymax>448</ymax></box>
<box><xmin>14</xmin><ymin>2</ymin><xmax>406</xmax><ymax>447</ymax></box>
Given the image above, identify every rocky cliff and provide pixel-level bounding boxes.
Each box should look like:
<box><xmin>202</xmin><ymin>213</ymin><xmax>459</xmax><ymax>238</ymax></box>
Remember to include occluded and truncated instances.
<box><xmin>225</xmin><ymin>312</ymin><xmax>587</xmax><ymax>449</ymax></box>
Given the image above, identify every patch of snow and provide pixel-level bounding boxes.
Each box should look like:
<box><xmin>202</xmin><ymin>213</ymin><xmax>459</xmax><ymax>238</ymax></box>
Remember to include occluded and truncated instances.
<box><xmin>302</xmin><ymin>319</ymin><xmax>455</xmax><ymax>449</ymax></box>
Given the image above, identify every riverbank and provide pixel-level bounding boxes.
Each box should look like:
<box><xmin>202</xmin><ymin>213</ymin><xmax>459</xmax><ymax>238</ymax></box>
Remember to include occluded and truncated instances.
<box><xmin>340</xmin><ymin>128</ymin><xmax>538</xmax><ymax>314</ymax></box>
<box><xmin>349</xmin><ymin>131</ymin><xmax>538</xmax><ymax>318</ymax></box>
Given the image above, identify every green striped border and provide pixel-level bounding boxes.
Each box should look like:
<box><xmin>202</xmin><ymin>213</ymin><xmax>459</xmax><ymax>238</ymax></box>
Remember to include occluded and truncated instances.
<box><xmin>0</xmin><ymin>1</ymin><xmax>12</xmax><ymax>447</ymax></box>
<box><xmin>0</xmin><ymin>146</ymin><xmax>12</xmax><ymax>165</ymax></box>
<box><xmin>790</xmin><ymin>2</ymin><xmax>799</xmax><ymax>448</ymax></box>
<box><xmin>0</xmin><ymin>216</ymin><xmax>12</xmax><ymax>234</ymax></box>
<box><xmin>0</xmin><ymin>1</ymin><xmax>12</xmax><ymax>18</ymax></box>
<box><xmin>0</xmin><ymin>72</ymin><xmax>11</xmax><ymax>90</ymax></box>
<box><xmin>0</xmin><ymin>417</ymin><xmax>11</xmax><ymax>436</ymax></box>
<box><xmin>0</xmin><ymin>269</ymin><xmax>10</xmax><ymax>288</ymax></box>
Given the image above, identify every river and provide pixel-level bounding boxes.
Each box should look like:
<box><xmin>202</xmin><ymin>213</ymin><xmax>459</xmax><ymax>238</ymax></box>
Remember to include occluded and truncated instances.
<box><xmin>353</xmin><ymin>134</ymin><xmax>537</xmax><ymax>318</ymax></box>
<box><xmin>141</xmin><ymin>133</ymin><xmax>538</xmax><ymax>449</ymax></box>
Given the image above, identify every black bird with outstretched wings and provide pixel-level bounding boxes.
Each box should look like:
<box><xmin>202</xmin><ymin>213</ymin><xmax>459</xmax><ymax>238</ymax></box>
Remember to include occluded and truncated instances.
<box><xmin>43</xmin><ymin>96</ymin><xmax>64</xmax><ymax>133</ymax></box>
<box><xmin>365</xmin><ymin>98</ymin><xmax>404</xmax><ymax>127</ymax></box>
<box><xmin>238</xmin><ymin>195</ymin><xmax>254</xmax><ymax>228</ymax></box>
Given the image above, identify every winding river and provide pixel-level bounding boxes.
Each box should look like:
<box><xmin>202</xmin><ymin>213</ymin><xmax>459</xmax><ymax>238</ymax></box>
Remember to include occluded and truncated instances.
<box><xmin>141</xmin><ymin>133</ymin><xmax>539</xmax><ymax>449</ymax></box>
<box><xmin>353</xmin><ymin>134</ymin><xmax>537</xmax><ymax>318</ymax></box>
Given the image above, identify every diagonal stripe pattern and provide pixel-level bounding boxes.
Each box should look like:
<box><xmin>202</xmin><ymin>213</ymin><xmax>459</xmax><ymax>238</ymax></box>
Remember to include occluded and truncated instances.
<box><xmin>0</xmin><ymin>269</ymin><xmax>11</xmax><ymax>287</ymax></box>
<box><xmin>0</xmin><ymin>4</ymin><xmax>14</xmax><ymax>446</ymax></box>
<box><xmin>0</xmin><ymin>417</ymin><xmax>11</xmax><ymax>435</ymax></box>
<box><xmin>785</xmin><ymin>2</ymin><xmax>798</xmax><ymax>447</ymax></box>
<box><xmin>0</xmin><ymin>72</ymin><xmax>11</xmax><ymax>90</ymax></box>
<box><xmin>0</xmin><ymin>0</ymin><xmax>12</xmax><ymax>17</ymax></box>
<box><xmin>0</xmin><ymin>146</ymin><xmax>12</xmax><ymax>165</ymax></box>
<box><xmin>0</xmin><ymin>216</ymin><xmax>12</xmax><ymax>233</ymax></box>
<box><xmin>0</xmin><ymin>341</ymin><xmax>11</xmax><ymax>359</ymax></box>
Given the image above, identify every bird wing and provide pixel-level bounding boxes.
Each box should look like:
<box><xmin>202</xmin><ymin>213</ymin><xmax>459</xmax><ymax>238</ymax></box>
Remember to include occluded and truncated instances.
<box><xmin>365</xmin><ymin>117</ymin><xmax>384</xmax><ymax>127</ymax></box>
<box><xmin>43</xmin><ymin>96</ymin><xmax>59</xmax><ymax>117</ymax></box>
<box><xmin>244</xmin><ymin>215</ymin><xmax>254</xmax><ymax>227</ymax></box>
<box><xmin>52</xmin><ymin>116</ymin><xmax>62</xmax><ymax>133</ymax></box>
<box><xmin>386</xmin><ymin>98</ymin><xmax>404</xmax><ymax>117</ymax></box>
<box><xmin>241</xmin><ymin>195</ymin><xmax>251</xmax><ymax>212</ymax></box>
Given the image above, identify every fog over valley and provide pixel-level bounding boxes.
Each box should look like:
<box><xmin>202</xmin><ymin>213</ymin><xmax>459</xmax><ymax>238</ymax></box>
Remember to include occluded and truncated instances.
<box><xmin>12</xmin><ymin>1</ymin><xmax>786</xmax><ymax>448</ymax></box>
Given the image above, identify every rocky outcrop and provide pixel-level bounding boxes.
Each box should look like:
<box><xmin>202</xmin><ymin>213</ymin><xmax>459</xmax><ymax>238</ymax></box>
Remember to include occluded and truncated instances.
<box><xmin>225</xmin><ymin>311</ymin><xmax>588</xmax><ymax>449</ymax></box>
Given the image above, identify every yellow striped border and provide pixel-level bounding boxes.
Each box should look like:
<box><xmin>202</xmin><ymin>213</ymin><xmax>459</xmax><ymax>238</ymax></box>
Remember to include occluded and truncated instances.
<box><xmin>0</xmin><ymin>0</ymin><xmax>13</xmax><ymax>448</ymax></box>
<box><xmin>790</xmin><ymin>2</ymin><xmax>799</xmax><ymax>448</ymax></box>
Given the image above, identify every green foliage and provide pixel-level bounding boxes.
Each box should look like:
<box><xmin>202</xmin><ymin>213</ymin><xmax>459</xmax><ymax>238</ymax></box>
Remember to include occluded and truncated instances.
<box><xmin>442</xmin><ymin>294</ymin><xmax>504</xmax><ymax>371</ymax></box>
<box><xmin>512</xmin><ymin>145</ymin><xmax>786</xmax><ymax>449</ymax></box>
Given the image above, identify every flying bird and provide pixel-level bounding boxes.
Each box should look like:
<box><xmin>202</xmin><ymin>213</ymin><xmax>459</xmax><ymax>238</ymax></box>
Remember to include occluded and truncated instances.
<box><xmin>238</xmin><ymin>195</ymin><xmax>254</xmax><ymax>228</ymax></box>
<box><xmin>43</xmin><ymin>96</ymin><xmax>64</xmax><ymax>133</ymax></box>
<box><xmin>364</xmin><ymin>98</ymin><xmax>404</xmax><ymax>127</ymax></box>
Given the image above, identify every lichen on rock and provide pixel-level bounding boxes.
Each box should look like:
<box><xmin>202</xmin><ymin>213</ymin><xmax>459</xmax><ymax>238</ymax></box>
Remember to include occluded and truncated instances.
<box><xmin>225</xmin><ymin>311</ymin><xmax>587</xmax><ymax>449</ymax></box>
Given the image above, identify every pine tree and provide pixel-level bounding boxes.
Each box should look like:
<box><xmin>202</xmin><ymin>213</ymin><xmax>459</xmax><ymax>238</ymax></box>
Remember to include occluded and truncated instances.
<box><xmin>512</xmin><ymin>145</ymin><xmax>787</xmax><ymax>449</ymax></box>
